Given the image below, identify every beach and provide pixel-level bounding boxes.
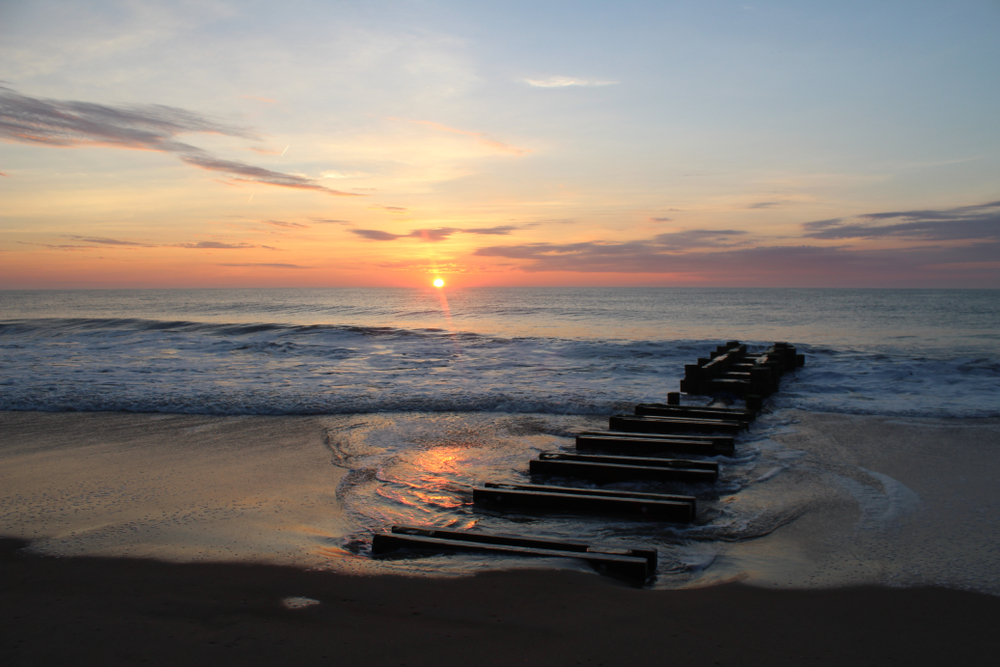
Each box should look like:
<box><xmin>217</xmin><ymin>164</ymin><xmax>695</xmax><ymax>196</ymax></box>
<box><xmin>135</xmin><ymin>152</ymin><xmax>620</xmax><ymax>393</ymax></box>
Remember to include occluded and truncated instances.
<box><xmin>3</xmin><ymin>287</ymin><xmax>998</xmax><ymax>662</ymax></box>
<box><xmin>3</xmin><ymin>409</ymin><xmax>1000</xmax><ymax>664</ymax></box>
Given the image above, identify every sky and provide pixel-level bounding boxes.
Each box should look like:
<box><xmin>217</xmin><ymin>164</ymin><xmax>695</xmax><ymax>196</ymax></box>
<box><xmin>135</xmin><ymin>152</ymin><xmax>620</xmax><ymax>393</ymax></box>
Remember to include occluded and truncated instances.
<box><xmin>1</xmin><ymin>0</ymin><xmax>998</xmax><ymax>289</ymax></box>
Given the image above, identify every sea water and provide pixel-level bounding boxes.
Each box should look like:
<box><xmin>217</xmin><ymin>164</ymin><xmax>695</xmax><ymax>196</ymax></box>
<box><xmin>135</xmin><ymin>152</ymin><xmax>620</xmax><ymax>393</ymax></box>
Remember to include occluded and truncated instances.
<box><xmin>2</xmin><ymin>287</ymin><xmax>998</xmax><ymax>589</ymax></box>
<box><xmin>2</xmin><ymin>287</ymin><xmax>997</xmax><ymax>417</ymax></box>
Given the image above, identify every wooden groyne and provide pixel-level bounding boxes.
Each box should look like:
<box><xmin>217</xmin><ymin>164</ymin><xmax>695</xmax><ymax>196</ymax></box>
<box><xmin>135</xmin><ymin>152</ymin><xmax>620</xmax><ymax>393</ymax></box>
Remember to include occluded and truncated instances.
<box><xmin>372</xmin><ymin>525</ymin><xmax>658</xmax><ymax>582</ymax></box>
<box><xmin>372</xmin><ymin>340</ymin><xmax>804</xmax><ymax>585</ymax></box>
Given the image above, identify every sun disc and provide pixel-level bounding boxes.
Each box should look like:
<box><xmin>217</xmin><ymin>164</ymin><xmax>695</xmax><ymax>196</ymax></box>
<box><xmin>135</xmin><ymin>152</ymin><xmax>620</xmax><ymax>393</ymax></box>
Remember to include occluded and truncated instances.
<box><xmin>433</xmin><ymin>278</ymin><xmax>445</xmax><ymax>288</ymax></box>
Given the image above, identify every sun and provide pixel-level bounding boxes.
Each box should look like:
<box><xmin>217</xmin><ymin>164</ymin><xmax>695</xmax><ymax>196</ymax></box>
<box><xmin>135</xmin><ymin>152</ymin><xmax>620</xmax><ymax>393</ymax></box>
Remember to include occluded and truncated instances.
<box><xmin>433</xmin><ymin>278</ymin><xmax>445</xmax><ymax>288</ymax></box>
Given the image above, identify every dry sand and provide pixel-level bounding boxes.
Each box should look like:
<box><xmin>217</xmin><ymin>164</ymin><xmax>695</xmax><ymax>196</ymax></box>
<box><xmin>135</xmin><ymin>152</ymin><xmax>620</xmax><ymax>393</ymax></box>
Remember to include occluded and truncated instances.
<box><xmin>4</xmin><ymin>536</ymin><xmax>999</xmax><ymax>666</ymax></box>
<box><xmin>3</xmin><ymin>409</ymin><xmax>1000</xmax><ymax>665</ymax></box>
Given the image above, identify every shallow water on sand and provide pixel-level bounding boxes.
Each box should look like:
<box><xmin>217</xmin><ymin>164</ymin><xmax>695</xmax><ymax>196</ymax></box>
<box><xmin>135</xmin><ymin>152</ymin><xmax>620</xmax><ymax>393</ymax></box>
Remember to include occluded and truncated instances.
<box><xmin>323</xmin><ymin>410</ymin><xmax>1000</xmax><ymax>593</ymax></box>
<box><xmin>2</xmin><ymin>410</ymin><xmax>998</xmax><ymax>592</ymax></box>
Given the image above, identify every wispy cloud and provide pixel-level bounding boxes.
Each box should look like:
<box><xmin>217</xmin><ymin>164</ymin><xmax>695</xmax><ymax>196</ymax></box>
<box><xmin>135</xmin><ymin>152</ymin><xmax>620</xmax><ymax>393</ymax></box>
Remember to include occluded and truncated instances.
<box><xmin>374</xmin><ymin>260</ymin><xmax>486</xmax><ymax>274</ymax></box>
<box><xmin>19</xmin><ymin>242</ymin><xmax>100</xmax><ymax>251</ymax></box>
<box><xmin>64</xmin><ymin>235</ymin><xmax>153</xmax><ymax>247</ymax></box>
<box><xmin>218</xmin><ymin>263</ymin><xmax>310</xmax><ymax>269</ymax></box>
<box><xmin>412</xmin><ymin>228</ymin><xmax>459</xmax><ymax>242</ymax></box>
<box><xmin>653</xmin><ymin>229</ymin><xmax>750</xmax><ymax>248</ymax></box>
<box><xmin>370</xmin><ymin>204</ymin><xmax>408</xmax><ymax>213</ymax></box>
<box><xmin>0</xmin><ymin>85</ymin><xmax>245</xmax><ymax>150</ymax></box>
<box><xmin>523</xmin><ymin>76</ymin><xmax>618</xmax><ymax>88</ymax></box>
<box><xmin>469</xmin><ymin>202</ymin><xmax>1000</xmax><ymax>284</ymax></box>
<box><xmin>0</xmin><ymin>85</ymin><xmax>359</xmax><ymax>196</ymax></box>
<box><xmin>174</xmin><ymin>241</ymin><xmax>257</xmax><ymax>249</ymax></box>
<box><xmin>352</xmin><ymin>229</ymin><xmax>406</xmax><ymax>241</ymax></box>
<box><xmin>464</xmin><ymin>225</ymin><xmax>520</xmax><ymax>235</ymax></box>
<box><xmin>350</xmin><ymin>225</ymin><xmax>520</xmax><ymax>242</ymax></box>
<box><xmin>178</xmin><ymin>155</ymin><xmax>353</xmax><ymax>194</ymax></box>
<box><xmin>310</xmin><ymin>218</ymin><xmax>353</xmax><ymax>225</ymax></box>
<box><xmin>404</xmin><ymin>119</ymin><xmax>530</xmax><ymax>155</ymax></box>
<box><xmin>802</xmin><ymin>200</ymin><xmax>1000</xmax><ymax>241</ymax></box>
<box><xmin>262</xmin><ymin>219</ymin><xmax>309</xmax><ymax>229</ymax></box>
<box><xmin>25</xmin><ymin>235</ymin><xmax>276</xmax><ymax>252</ymax></box>
<box><xmin>473</xmin><ymin>237</ymin><xmax>1000</xmax><ymax>283</ymax></box>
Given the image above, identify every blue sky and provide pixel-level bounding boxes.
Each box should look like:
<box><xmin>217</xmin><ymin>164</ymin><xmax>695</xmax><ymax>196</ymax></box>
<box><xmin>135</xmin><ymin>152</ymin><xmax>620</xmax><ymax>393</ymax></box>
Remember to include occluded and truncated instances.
<box><xmin>2</xmin><ymin>0</ymin><xmax>998</xmax><ymax>287</ymax></box>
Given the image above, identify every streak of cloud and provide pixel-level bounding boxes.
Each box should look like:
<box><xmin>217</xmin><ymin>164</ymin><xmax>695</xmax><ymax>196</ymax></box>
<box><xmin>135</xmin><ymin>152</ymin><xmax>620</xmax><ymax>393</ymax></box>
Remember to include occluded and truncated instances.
<box><xmin>464</xmin><ymin>225</ymin><xmax>519</xmax><ymax>235</ymax></box>
<box><xmin>802</xmin><ymin>200</ymin><xmax>1000</xmax><ymax>241</ymax></box>
<box><xmin>0</xmin><ymin>86</ymin><xmax>359</xmax><ymax>196</ymax></box>
<box><xmin>350</xmin><ymin>225</ymin><xmax>519</xmax><ymax>242</ymax></box>
<box><xmin>19</xmin><ymin>242</ymin><xmax>99</xmax><ymax>250</ymax></box>
<box><xmin>218</xmin><ymin>263</ymin><xmax>310</xmax><ymax>269</ymax></box>
<box><xmin>413</xmin><ymin>228</ymin><xmax>459</xmax><ymax>242</ymax></box>
<box><xmin>653</xmin><ymin>229</ymin><xmax>750</xmax><ymax>248</ymax></box>
<box><xmin>174</xmin><ymin>241</ymin><xmax>257</xmax><ymax>249</ymax></box>
<box><xmin>179</xmin><ymin>155</ymin><xmax>357</xmax><ymax>195</ymax></box>
<box><xmin>262</xmin><ymin>219</ymin><xmax>309</xmax><ymax>229</ymax></box>
<box><xmin>474</xmin><ymin>238</ymin><xmax>1000</xmax><ymax>283</ymax></box>
<box><xmin>351</xmin><ymin>229</ymin><xmax>405</xmax><ymax>241</ymax></box>
<box><xmin>64</xmin><ymin>235</ymin><xmax>153</xmax><ymax>247</ymax></box>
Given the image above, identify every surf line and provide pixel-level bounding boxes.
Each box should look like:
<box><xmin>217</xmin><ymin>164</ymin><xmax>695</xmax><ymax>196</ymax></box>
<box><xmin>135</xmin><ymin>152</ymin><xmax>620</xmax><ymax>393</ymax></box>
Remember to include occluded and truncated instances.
<box><xmin>372</xmin><ymin>340</ymin><xmax>805</xmax><ymax>586</ymax></box>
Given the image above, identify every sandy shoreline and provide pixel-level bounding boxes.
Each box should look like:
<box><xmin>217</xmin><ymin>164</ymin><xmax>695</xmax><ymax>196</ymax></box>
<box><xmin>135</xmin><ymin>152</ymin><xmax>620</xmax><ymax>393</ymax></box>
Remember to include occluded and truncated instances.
<box><xmin>3</xmin><ymin>409</ymin><xmax>1000</xmax><ymax>663</ymax></box>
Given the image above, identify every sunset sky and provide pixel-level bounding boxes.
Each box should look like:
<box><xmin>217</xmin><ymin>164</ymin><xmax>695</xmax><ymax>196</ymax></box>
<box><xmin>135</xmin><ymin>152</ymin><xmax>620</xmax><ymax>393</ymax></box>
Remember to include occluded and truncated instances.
<box><xmin>2</xmin><ymin>0</ymin><xmax>998</xmax><ymax>289</ymax></box>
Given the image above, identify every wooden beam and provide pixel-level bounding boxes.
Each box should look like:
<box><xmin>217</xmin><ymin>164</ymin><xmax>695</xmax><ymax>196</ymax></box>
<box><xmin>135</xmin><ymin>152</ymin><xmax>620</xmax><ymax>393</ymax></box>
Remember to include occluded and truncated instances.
<box><xmin>473</xmin><ymin>482</ymin><xmax>696</xmax><ymax>523</ymax></box>
<box><xmin>634</xmin><ymin>404</ymin><xmax>755</xmax><ymax>423</ymax></box>
<box><xmin>609</xmin><ymin>414</ymin><xmax>744</xmax><ymax>435</ymax></box>
<box><xmin>575</xmin><ymin>431</ymin><xmax>735</xmax><ymax>456</ymax></box>
<box><xmin>371</xmin><ymin>526</ymin><xmax>656</xmax><ymax>584</ymax></box>
<box><xmin>530</xmin><ymin>456</ymin><xmax>718</xmax><ymax>484</ymax></box>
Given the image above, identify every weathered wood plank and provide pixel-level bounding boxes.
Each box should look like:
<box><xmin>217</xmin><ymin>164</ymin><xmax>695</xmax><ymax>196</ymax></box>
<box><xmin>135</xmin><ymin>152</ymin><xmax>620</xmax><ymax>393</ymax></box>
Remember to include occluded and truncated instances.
<box><xmin>575</xmin><ymin>431</ymin><xmax>735</xmax><ymax>456</ymax></box>
<box><xmin>473</xmin><ymin>482</ymin><xmax>696</xmax><ymax>523</ymax></box>
<box><xmin>529</xmin><ymin>457</ymin><xmax>718</xmax><ymax>484</ymax></box>
<box><xmin>609</xmin><ymin>414</ymin><xmax>744</xmax><ymax>435</ymax></box>
<box><xmin>634</xmin><ymin>403</ymin><xmax>755</xmax><ymax>423</ymax></box>
<box><xmin>537</xmin><ymin>451</ymin><xmax>719</xmax><ymax>471</ymax></box>
<box><xmin>371</xmin><ymin>528</ymin><xmax>656</xmax><ymax>583</ymax></box>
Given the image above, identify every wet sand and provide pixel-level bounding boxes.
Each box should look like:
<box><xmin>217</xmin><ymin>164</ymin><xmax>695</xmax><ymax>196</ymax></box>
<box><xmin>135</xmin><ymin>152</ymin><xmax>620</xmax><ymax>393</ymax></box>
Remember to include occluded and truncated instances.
<box><xmin>3</xmin><ymin>410</ymin><xmax>1000</xmax><ymax>664</ymax></box>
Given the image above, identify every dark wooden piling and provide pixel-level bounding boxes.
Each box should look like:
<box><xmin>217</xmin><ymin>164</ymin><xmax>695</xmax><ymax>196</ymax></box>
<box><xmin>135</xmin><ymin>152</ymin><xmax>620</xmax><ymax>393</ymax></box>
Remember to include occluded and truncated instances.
<box><xmin>679</xmin><ymin>341</ymin><xmax>803</xmax><ymax>398</ymax></box>
<box><xmin>575</xmin><ymin>430</ymin><xmax>735</xmax><ymax>456</ymax></box>
<box><xmin>529</xmin><ymin>451</ymin><xmax>718</xmax><ymax>484</ymax></box>
<box><xmin>473</xmin><ymin>482</ymin><xmax>696</xmax><ymax>523</ymax></box>
<box><xmin>372</xmin><ymin>525</ymin><xmax>657</xmax><ymax>584</ymax></box>
<box><xmin>634</xmin><ymin>403</ymin><xmax>755</xmax><ymax>424</ymax></box>
<box><xmin>609</xmin><ymin>414</ymin><xmax>745</xmax><ymax>435</ymax></box>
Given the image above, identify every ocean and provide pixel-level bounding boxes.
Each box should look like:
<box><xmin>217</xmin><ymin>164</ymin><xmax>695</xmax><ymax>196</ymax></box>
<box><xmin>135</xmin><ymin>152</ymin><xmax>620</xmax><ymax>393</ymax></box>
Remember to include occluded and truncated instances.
<box><xmin>2</xmin><ymin>287</ymin><xmax>999</xmax><ymax>590</ymax></box>
<box><xmin>2</xmin><ymin>287</ymin><xmax>998</xmax><ymax>417</ymax></box>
